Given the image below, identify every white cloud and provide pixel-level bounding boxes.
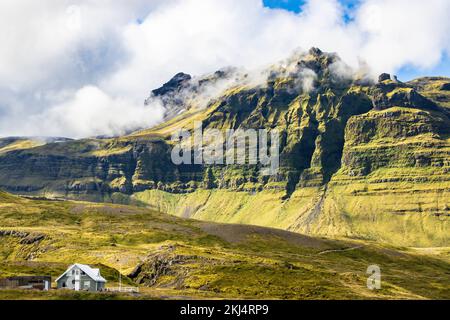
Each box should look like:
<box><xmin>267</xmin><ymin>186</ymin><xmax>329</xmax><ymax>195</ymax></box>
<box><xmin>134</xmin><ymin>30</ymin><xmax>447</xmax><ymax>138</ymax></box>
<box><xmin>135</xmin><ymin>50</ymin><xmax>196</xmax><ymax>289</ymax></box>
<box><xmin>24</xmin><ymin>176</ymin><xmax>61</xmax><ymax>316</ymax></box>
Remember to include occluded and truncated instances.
<box><xmin>0</xmin><ymin>0</ymin><xmax>449</xmax><ymax>138</ymax></box>
<box><xmin>356</xmin><ymin>0</ymin><xmax>450</xmax><ymax>74</ymax></box>
<box><xmin>28</xmin><ymin>86</ymin><xmax>165</xmax><ymax>138</ymax></box>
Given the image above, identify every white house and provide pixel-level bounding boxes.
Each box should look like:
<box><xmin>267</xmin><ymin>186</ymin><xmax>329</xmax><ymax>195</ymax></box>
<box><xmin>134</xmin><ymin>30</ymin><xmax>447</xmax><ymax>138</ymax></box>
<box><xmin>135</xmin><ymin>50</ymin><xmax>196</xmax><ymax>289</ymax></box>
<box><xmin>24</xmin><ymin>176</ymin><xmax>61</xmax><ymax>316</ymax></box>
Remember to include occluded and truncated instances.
<box><xmin>56</xmin><ymin>264</ymin><xmax>107</xmax><ymax>292</ymax></box>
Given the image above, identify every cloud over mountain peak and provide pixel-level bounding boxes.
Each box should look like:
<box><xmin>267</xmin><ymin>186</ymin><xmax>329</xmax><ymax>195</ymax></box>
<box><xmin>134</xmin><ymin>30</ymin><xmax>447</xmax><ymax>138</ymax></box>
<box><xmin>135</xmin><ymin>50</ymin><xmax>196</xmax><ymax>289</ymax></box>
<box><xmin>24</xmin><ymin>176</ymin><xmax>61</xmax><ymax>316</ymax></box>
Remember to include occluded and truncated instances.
<box><xmin>0</xmin><ymin>0</ymin><xmax>449</xmax><ymax>138</ymax></box>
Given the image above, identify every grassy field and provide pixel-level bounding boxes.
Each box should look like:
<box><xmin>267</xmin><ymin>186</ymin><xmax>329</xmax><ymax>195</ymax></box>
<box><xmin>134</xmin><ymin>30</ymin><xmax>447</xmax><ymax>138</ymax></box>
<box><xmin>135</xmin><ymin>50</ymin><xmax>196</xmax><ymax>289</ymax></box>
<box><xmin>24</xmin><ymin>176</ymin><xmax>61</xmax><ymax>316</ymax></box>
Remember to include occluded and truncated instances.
<box><xmin>0</xmin><ymin>191</ymin><xmax>449</xmax><ymax>300</ymax></box>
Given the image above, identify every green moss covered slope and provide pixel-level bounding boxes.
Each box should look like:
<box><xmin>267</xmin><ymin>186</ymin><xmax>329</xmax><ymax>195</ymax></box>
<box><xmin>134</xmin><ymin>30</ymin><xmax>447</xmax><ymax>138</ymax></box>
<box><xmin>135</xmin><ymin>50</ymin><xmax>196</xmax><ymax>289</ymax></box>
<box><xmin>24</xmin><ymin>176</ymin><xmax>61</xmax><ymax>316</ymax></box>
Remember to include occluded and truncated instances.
<box><xmin>0</xmin><ymin>49</ymin><xmax>448</xmax><ymax>247</ymax></box>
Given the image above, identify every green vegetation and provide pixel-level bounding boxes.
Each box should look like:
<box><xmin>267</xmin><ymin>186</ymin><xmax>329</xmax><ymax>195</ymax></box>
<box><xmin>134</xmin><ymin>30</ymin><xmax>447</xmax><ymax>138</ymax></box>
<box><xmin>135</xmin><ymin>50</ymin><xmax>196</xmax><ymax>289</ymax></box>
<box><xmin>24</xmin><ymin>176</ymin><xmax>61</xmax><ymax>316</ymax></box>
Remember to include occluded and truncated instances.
<box><xmin>132</xmin><ymin>181</ymin><xmax>449</xmax><ymax>248</ymax></box>
<box><xmin>0</xmin><ymin>51</ymin><xmax>448</xmax><ymax>300</ymax></box>
<box><xmin>0</xmin><ymin>191</ymin><xmax>449</xmax><ymax>300</ymax></box>
<box><xmin>408</xmin><ymin>77</ymin><xmax>450</xmax><ymax>109</ymax></box>
<box><xmin>0</xmin><ymin>138</ymin><xmax>46</xmax><ymax>154</ymax></box>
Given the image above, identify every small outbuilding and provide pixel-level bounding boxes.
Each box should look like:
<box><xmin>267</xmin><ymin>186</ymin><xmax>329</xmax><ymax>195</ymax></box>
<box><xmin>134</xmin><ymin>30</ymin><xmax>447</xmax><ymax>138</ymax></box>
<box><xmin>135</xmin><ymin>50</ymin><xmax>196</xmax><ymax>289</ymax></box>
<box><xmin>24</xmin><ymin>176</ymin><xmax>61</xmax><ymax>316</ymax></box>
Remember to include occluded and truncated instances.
<box><xmin>56</xmin><ymin>264</ymin><xmax>106</xmax><ymax>292</ymax></box>
<box><xmin>0</xmin><ymin>276</ymin><xmax>51</xmax><ymax>291</ymax></box>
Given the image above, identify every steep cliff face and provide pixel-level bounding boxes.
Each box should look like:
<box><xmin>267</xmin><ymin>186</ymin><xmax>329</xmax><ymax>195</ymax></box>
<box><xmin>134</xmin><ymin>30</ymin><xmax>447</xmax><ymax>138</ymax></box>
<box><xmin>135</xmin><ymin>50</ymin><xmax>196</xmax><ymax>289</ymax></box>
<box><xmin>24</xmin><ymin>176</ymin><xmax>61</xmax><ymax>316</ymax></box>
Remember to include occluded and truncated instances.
<box><xmin>0</xmin><ymin>138</ymin><xmax>180</xmax><ymax>200</ymax></box>
<box><xmin>342</xmin><ymin>107</ymin><xmax>449</xmax><ymax>176</ymax></box>
<box><xmin>0</xmin><ymin>49</ymin><xmax>448</xmax><ymax>246</ymax></box>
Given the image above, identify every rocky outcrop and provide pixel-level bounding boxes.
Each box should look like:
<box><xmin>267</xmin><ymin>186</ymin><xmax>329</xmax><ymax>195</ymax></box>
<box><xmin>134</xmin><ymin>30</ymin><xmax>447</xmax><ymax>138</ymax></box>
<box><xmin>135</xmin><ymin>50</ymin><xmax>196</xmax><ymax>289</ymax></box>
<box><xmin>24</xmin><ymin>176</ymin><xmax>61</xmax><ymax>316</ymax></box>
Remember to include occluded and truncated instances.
<box><xmin>0</xmin><ymin>230</ymin><xmax>46</xmax><ymax>244</ymax></box>
<box><xmin>369</xmin><ymin>79</ymin><xmax>438</xmax><ymax>111</ymax></box>
<box><xmin>440</xmin><ymin>82</ymin><xmax>450</xmax><ymax>91</ymax></box>
<box><xmin>128</xmin><ymin>245</ymin><xmax>214</xmax><ymax>288</ymax></box>
<box><xmin>378</xmin><ymin>73</ymin><xmax>392</xmax><ymax>82</ymax></box>
<box><xmin>151</xmin><ymin>72</ymin><xmax>192</xmax><ymax>98</ymax></box>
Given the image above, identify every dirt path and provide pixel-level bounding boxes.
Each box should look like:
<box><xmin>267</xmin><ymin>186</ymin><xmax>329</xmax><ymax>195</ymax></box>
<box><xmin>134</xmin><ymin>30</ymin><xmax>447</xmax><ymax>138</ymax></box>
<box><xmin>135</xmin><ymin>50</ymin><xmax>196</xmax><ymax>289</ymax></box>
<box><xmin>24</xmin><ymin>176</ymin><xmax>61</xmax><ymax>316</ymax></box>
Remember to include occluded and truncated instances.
<box><xmin>317</xmin><ymin>245</ymin><xmax>365</xmax><ymax>255</ymax></box>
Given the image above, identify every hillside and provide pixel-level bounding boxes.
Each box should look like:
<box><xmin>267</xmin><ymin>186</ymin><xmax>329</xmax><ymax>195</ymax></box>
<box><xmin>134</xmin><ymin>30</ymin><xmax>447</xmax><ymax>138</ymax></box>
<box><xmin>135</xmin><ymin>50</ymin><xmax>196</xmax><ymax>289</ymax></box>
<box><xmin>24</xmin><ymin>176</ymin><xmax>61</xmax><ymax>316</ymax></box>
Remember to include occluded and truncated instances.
<box><xmin>0</xmin><ymin>48</ymin><xmax>448</xmax><ymax>247</ymax></box>
<box><xmin>0</xmin><ymin>191</ymin><xmax>449</xmax><ymax>300</ymax></box>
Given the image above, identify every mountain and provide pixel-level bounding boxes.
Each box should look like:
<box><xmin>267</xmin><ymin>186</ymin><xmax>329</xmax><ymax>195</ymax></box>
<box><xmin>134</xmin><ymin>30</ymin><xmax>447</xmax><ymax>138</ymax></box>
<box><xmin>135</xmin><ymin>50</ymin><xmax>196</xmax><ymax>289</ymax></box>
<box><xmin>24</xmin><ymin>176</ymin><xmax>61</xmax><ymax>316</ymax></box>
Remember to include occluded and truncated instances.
<box><xmin>0</xmin><ymin>48</ymin><xmax>448</xmax><ymax>247</ymax></box>
<box><xmin>0</xmin><ymin>190</ymin><xmax>448</xmax><ymax>299</ymax></box>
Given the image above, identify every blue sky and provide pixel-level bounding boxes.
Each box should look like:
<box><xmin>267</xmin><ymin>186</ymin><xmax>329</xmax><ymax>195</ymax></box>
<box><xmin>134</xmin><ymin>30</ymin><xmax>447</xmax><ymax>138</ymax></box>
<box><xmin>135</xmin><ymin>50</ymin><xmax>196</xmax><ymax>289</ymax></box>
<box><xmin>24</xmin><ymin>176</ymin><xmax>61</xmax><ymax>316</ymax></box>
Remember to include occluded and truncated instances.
<box><xmin>264</xmin><ymin>0</ymin><xmax>358</xmax><ymax>13</ymax></box>
<box><xmin>263</xmin><ymin>0</ymin><xmax>305</xmax><ymax>13</ymax></box>
<box><xmin>263</xmin><ymin>0</ymin><xmax>450</xmax><ymax>81</ymax></box>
